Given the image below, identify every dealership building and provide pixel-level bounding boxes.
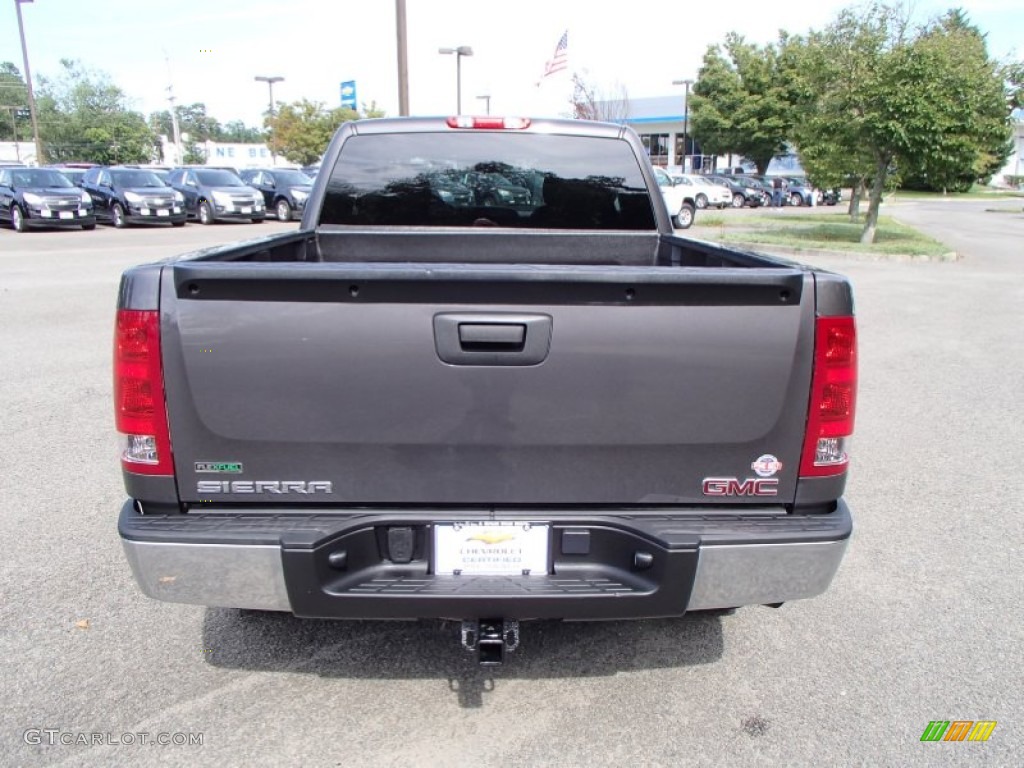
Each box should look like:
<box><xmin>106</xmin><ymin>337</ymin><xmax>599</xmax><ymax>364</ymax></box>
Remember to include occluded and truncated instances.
<box><xmin>617</xmin><ymin>94</ymin><xmax>804</xmax><ymax>175</ymax></box>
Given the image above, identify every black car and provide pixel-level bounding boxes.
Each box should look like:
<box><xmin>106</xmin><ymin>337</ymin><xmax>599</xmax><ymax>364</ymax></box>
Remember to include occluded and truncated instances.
<box><xmin>0</xmin><ymin>166</ymin><xmax>96</xmax><ymax>232</ymax></box>
<box><xmin>446</xmin><ymin>170</ymin><xmax>532</xmax><ymax>207</ymax></box>
<box><xmin>165</xmin><ymin>167</ymin><xmax>265</xmax><ymax>224</ymax></box>
<box><xmin>708</xmin><ymin>174</ymin><xmax>767</xmax><ymax>208</ymax></box>
<box><xmin>426</xmin><ymin>171</ymin><xmax>474</xmax><ymax>207</ymax></box>
<box><xmin>238</xmin><ymin>168</ymin><xmax>313</xmax><ymax>221</ymax></box>
<box><xmin>81</xmin><ymin>167</ymin><xmax>186</xmax><ymax>228</ymax></box>
<box><xmin>817</xmin><ymin>187</ymin><xmax>843</xmax><ymax>206</ymax></box>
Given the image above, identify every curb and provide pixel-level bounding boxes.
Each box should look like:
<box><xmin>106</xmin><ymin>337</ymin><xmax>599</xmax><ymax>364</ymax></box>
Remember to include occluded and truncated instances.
<box><xmin>709</xmin><ymin>239</ymin><xmax>961</xmax><ymax>263</ymax></box>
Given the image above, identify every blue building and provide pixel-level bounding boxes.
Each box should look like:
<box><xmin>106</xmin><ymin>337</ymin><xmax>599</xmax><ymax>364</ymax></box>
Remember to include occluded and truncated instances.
<box><xmin>611</xmin><ymin>94</ymin><xmax>804</xmax><ymax>176</ymax></box>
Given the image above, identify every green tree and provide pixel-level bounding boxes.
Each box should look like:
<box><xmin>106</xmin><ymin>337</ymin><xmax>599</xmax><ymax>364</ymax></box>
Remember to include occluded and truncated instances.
<box><xmin>148</xmin><ymin>102</ymin><xmax>220</xmax><ymax>143</ymax></box>
<box><xmin>361</xmin><ymin>101</ymin><xmax>387</xmax><ymax>120</ymax></box>
<box><xmin>787</xmin><ymin>3</ymin><xmax>1011</xmax><ymax>242</ymax></box>
<box><xmin>783</xmin><ymin>22</ymin><xmax>882</xmax><ymax>219</ymax></box>
<box><xmin>36</xmin><ymin>59</ymin><xmax>156</xmax><ymax>164</ymax></box>
<box><xmin>219</xmin><ymin>119</ymin><xmax>263</xmax><ymax>143</ymax></box>
<box><xmin>689</xmin><ymin>34</ymin><xmax>795</xmax><ymax>174</ymax></box>
<box><xmin>1007</xmin><ymin>61</ymin><xmax>1024</xmax><ymax>110</ymax></box>
<box><xmin>266</xmin><ymin>99</ymin><xmax>360</xmax><ymax>165</ymax></box>
<box><xmin>0</xmin><ymin>62</ymin><xmax>32</xmax><ymax>144</ymax></box>
<box><xmin>899</xmin><ymin>9</ymin><xmax>1012</xmax><ymax>191</ymax></box>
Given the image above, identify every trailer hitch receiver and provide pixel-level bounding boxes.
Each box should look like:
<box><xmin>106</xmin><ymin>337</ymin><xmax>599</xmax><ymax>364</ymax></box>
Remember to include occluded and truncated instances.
<box><xmin>461</xmin><ymin>619</ymin><xmax>519</xmax><ymax>665</ymax></box>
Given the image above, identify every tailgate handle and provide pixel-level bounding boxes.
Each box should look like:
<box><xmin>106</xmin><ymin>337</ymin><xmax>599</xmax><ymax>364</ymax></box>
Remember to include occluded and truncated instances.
<box><xmin>434</xmin><ymin>313</ymin><xmax>552</xmax><ymax>366</ymax></box>
<box><xmin>458</xmin><ymin>323</ymin><xmax>526</xmax><ymax>349</ymax></box>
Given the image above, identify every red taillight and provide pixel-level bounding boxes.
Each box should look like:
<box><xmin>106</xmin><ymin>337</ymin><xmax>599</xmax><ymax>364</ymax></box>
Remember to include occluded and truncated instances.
<box><xmin>114</xmin><ymin>309</ymin><xmax>173</xmax><ymax>475</ymax></box>
<box><xmin>800</xmin><ymin>316</ymin><xmax>857</xmax><ymax>477</ymax></box>
<box><xmin>445</xmin><ymin>116</ymin><xmax>531</xmax><ymax>130</ymax></box>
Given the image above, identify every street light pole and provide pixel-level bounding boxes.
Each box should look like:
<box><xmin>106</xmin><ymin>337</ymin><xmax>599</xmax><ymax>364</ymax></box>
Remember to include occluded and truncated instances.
<box><xmin>254</xmin><ymin>75</ymin><xmax>284</xmax><ymax>117</ymax></box>
<box><xmin>672</xmin><ymin>78</ymin><xmax>693</xmax><ymax>173</ymax></box>
<box><xmin>15</xmin><ymin>0</ymin><xmax>43</xmax><ymax>165</ymax></box>
<box><xmin>254</xmin><ymin>75</ymin><xmax>283</xmax><ymax>166</ymax></box>
<box><xmin>438</xmin><ymin>46</ymin><xmax>473</xmax><ymax>114</ymax></box>
<box><xmin>476</xmin><ymin>94</ymin><xmax>491</xmax><ymax>115</ymax></box>
<box><xmin>395</xmin><ymin>0</ymin><xmax>409</xmax><ymax>115</ymax></box>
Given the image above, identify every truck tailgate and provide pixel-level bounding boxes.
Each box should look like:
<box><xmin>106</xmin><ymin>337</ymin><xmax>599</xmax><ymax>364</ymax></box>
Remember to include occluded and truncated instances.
<box><xmin>161</xmin><ymin>262</ymin><xmax>814</xmax><ymax>506</ymax></box>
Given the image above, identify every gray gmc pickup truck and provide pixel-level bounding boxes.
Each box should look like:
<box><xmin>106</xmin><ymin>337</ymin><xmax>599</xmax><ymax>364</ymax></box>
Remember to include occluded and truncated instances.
<box><xmin>115</xmin><ymin>116</ymin><xmax>856</xmax><ymax>663</ymax></box>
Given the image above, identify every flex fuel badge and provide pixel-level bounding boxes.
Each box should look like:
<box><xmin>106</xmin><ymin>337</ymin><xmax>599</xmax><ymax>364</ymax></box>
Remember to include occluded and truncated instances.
<box><xmin>194</xmin><ymin>462</ymin><xmax>243</xmax><ymax>473</ymax></box>
<box><xmin>751</xmin><ymin>454</ymin><xmax>783</xmax><ymax>477</ymax></box>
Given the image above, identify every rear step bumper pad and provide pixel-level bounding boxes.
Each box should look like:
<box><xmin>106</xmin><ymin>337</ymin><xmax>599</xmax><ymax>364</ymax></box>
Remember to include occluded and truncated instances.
<box><xmin>119</xmin><ymin>501</ymin><xmax>851</xmax><ymax>618</ymax></box>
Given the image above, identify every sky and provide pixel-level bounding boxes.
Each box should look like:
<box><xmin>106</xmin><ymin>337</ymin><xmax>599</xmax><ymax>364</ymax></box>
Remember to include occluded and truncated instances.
<box><xmin>2</xmin><ymin>0</ymin><xmax>1022</xmax><ymax>132</ymax></box>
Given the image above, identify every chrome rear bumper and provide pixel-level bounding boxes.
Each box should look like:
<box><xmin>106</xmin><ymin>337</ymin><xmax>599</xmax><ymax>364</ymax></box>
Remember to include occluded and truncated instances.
<box><xmin>120</xmin><ymin>501</ymin><xmax>851</xmax><ymax>617</ymax></box>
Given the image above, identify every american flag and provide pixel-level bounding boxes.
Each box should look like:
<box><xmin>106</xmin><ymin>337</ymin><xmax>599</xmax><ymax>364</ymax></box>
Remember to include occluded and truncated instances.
<box><xmin>536</xmin><ymin>30</ymin><xmax>568</xmax><ymax>85</ymax></box>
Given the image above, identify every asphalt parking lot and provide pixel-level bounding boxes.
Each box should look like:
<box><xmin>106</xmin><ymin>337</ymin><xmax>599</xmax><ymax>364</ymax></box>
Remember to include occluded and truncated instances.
<box><xmin>1</xmin><ymin>203</ymin><xmax>1021</xmax><ymax>767</ymax></box>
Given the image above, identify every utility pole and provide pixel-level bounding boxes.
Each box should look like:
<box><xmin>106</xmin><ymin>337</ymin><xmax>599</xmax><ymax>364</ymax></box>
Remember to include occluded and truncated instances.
<box><xmin>166</xmin><ymin>86</ymin><xmax>183</xmax><ymax>165</ymax></box>
<box><xmin>163</xmin><ymin>52</ymin><xmax>184</xmax><ymax>165</ymax></box>
<box><xmin>672</xmin><ymin>78</ymin><xmax>693</xmax><ymax>173</ymax></box>
<box><xmin>396</xmin><ymin>0</ymin><xmax>409</xmax><ymax>116</ymax></box>
<box><xmin>15</xmin><ymin>0</ymin><xmax>43</xmax><ymax>164</ymax></box>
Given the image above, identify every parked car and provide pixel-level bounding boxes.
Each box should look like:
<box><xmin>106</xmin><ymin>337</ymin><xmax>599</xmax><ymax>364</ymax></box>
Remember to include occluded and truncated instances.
<box><xmin>708</xmin><ymin>174</ymin><xmax>767</xmax><ymax>208</ymax></box>
<box><xmin>652</xmin><ymin>166</ymin><xmax>696</xmax><ymax>228</ymax></box>
<box><xmin>165</xmin><ymin>167</ymin><xmax>265</xmax><ymax>224</ymax></box>
<box><xmin>670</xmin><ymin>173</ymin><xmax>733</xmax><ymax>209</ymax></box>
<box><xmin>119</xmin><ymin>165</ymin><xmax>172</xmax><ymax>184</ymax></box>
<box><xmin>44</xmin><ymin>163</ymin><xmax>99</xmax><ymax>187</ymax></box>
<box><xmin>301</xmin><ymin>164</ymin><xmax>320</xmax><ymax>178</ymax></box>
<box><xmin>748</xmin><ymin>175</ymin><xmax>792</xmax><ymax>206</ymax></box>
<box><xmin>426</xmin><ymin>171</ymin><xmax>474</xmax><ymax>207</ymax></box>
<box><xmin>46</xmin><ymin>166</ymin><xmax>87</xmax><ymax>186</ymax></box>
<box><xmin>779</xmin><ymin>177</ymin><xmax>818</xmax><ymax>207</ymax></box>
<box><xmin>81</xmin><ymin>167</ymin><xmax>186</xmax><ymax>228</ymax></box>
<box><xmin>0</xmin><ymin>166</ymin><xmax>96</xmax><ymax>232</ymax></box>
<box><xmin>238</xmin><ymin>168</ymin><xmax>313</xmax><ymax>221</ymax></box>
<box><xmin>817</xmin><ymin>187</ymin><xmax>843</xmax><ymax>206</ymax></box>
<box><xmin>445</xmin><ymin>169</ymin><xmax>532</xmax><ymax>208</ymax></box>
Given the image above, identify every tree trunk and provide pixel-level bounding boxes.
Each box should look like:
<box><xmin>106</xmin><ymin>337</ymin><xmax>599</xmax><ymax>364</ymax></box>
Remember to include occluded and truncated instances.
<box><xmin>847</xmin><ymin>179</ymin><xmax>864</xmax><ymax>221</ymax></box>
<box><xmin>860</xmin><ymin>159</ymin><xmax>889</xmax><ymax>245</ymax></box>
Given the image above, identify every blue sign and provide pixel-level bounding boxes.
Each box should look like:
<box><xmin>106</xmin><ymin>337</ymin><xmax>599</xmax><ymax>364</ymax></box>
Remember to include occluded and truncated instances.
<box><xmin>340</xmin><ymin>80</ymin><xmax>357</xmax><ymax>110</ymax></box>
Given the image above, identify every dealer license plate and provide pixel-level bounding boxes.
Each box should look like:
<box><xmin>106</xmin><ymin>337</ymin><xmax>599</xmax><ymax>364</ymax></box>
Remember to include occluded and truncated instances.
<box><xmin>434</xmin><ymin>522</ymin><xmax>549</xmax><ymax>576</ymax></box>
<box><xmin>157</xmin><ymin>209</ymin><xmax>169</xmax><ymax>216</ymax></box>
<box><xmin>59</xmin><ymin>211</ymin><xmax>73</xmax><ymax>219</ymax></box>
<box><xmin>241</xmin><ymin>206</ymin><xmax>252</xmax><ymax>214</ymax></box>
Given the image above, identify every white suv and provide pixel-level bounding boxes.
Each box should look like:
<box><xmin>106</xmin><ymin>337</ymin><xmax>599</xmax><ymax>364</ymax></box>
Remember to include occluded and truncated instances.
<box><xmin>670</xmin><ymin>173</ymin><xmax>733</xmax><ymax>209</ymax></box>
<box><xmin>652</xmin><ymin>166</ymin><xmax>696</xmax><ymax>229</ymax></box>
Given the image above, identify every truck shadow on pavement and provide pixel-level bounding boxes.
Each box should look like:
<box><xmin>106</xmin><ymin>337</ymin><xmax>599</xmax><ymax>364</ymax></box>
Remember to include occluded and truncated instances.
<box><xmin>201</xmin><ymin>609</ymin><xmax>728</xmax><ymax>708</ymax></box>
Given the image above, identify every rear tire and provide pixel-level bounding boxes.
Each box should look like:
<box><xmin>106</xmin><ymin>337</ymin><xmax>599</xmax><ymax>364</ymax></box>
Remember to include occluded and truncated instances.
<box><xmin>82</xmin><ymin>223</ymin><xmax>96</xmax><ymax>231</ymax></box>
<box><xmin>198</xmin><ymin>201</ymin><xmax>213</xmax><ymax>225</ymax></box>
<box><xmin>731</xmin><ymin>194</ymin><xmax>745</xmax><ymax>208</ymax></box>
<box><xmin>275</xmin><ymin>199</ymin><xmax>292</xmax><ymax>222</ymax></box>
<box><xmin>12</xmin><ymin>205</ymin><xmax>26</xmax><ymax>232</ymax></box>
<box><xmin>251</xmin><ymin>218</ymin><xmax>264</xmax><ymax>224</ymax></box>
<box><xmin>673</xmin><ymin>202</ymin><xmax>695</xmax><ymax>229</ymax></box>
<box><xmin>695</xmin><ymin>193</ymin><xmax>708</xmax><ymax>210</ymax></box>
<box><xmin>112</xmin><ymin>203</ymin><xmax>127</xmax><ymax>228</ymax></box>
<box><xmin>172</xmin><ymin>220</ymin><xmax>185</xmax><ymax>227</ymax></box>
<box><xmin>790</xmin><ymin>192</ymin><xmax>803</xmax><ymax>207</ymax></box>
